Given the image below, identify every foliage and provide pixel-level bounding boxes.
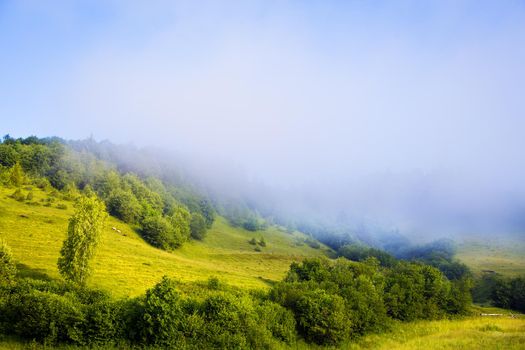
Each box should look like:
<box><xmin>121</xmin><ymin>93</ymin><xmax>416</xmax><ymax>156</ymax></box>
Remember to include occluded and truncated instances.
<box><xmin>0</xmin><ymin>240</ymin><xmax>17</xmax><ymax>286</ymax></box>
<box><xmin>57</xmin><ymin>195</ymin><xmax>108</xmax><ymax>285</ymax></box>
<box><xmin>106</xmin><ymin>189</ymin><xmax>142</xmax><ymax>223</ymax></box>
<box><xmin>9</xmin><ymin>162</ymin><xmax>25</xmax><ymax>187</ymax></box>
<box><xmin>339</xmin><ymin>243</ymin><xmax>397</xmax><ymax>267</ymax></box>
<box><xmin>190</xmin><ymin>212</ymin><xmax>207</xmax><ymax>240</ymax></box>
<box><xmin>140</xmin><ymin>214</ymin><xmax>175</xmax><ymax>249</ymax></box>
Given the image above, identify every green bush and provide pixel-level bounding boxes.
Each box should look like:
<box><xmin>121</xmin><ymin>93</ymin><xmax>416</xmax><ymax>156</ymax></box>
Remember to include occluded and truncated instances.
<box><xmin>56</xmin><ymin>203</ymin><xmax>68</xmax><ymax>210</ymax></box>
<box><xmin>140</xmin><ymin>215</ymin><xmax>175</xmax><ymax>249</ymax></box>
<box><xmin>10</xmin><ymin>290</ymin><xmax>85</xmax><ymax>345</ymax></box>
<box><xmin>0</xmin><ymin>240</ymin><xmax>17</xmax><ymax>286</ymax></box>
<box><xmin>296</xmin><ymin>289</ymin><xmax>348</xmax><ymax>345</ymax></box>
<box><xmin>11</xmin><ymin>188</ymin><xmax>25</xmax><ymax>201</ymax></box>
<box><xmin>190</xmin><ymin>212</ymin><xmax>207</xmax><ymax>240</ymax></box>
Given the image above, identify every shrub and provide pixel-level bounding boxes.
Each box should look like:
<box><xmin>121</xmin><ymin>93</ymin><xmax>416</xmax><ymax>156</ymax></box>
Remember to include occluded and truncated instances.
<box><xmin>138</xmin><ymin>276</ymin><xmax>187</xmax><ymax>347</ymax></box>
<box><xmin>107</xmin><ymin>189</ymin><xmax>141</xmax><ymax>224</ymax></box>
<box><xmin>248</xmin><ymin>238</ymin><xmax>257</xmax><ymax>245</ymax></box>
<box><xmin>256</xmin><ymin>301</ymin><xmax>296</xmax><ymax>344</ymax></box>
<box><xmin>56</xmin><ymin>203</ymin><xmax>68</xmax><ymax>210</ymax></box>
<box><xmin>141</xmin><ymin>215</ymin><xmax>174</xmax><ymax>249</ymax></box>
<box><xmin>11</xmin><ymin>188</ymin><xmax>25</xmax><ymax>201</ymax></box>
<box><xmin>0</xmin><ymin>240</ymin><xmax>17</xmax><ymax>285</ymax></box>
<box><xmin>190</xmin><ymin>212</ymin><xmax>207</xmax><ymax>240</ymax></box>
<box><xmin>10</xmin><ymin>290</ymin><xmax>85</xmax><ymax>344</ymax></box>
<box><xmin>296</xmin><ymin>289</ymin><xmax>348</xmax><ymax>345</ymax></box>
<box><xmin>258</xmin><ymin>237</ymin><xmax>266</xmax><ymax>247</ymax></box>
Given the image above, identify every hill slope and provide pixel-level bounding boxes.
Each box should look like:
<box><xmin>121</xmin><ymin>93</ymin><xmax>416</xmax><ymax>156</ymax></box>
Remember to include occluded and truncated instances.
<box><xmin>0</xmin><ymin>185</ymin><xmax>328</xmax><ymax>297</ymax></box>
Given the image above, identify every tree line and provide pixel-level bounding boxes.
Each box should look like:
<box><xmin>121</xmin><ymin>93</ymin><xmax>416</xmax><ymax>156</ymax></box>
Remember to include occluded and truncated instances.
<box><xmin>0</xmin><ymin>135</ymin><xmax>215</xmax><ymax>249</ymax></box>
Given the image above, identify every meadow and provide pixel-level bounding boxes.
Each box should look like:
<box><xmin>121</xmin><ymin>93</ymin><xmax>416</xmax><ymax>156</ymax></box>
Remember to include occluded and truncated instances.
<box><xmin>0</xmin><ymin>185</ymin><xmax>327</xmax><ymax>298</ymax></box>
<box><xmin>456</xmin><ymin>238</ymin><xmax>525</xmax><ymax>277</ymax></box>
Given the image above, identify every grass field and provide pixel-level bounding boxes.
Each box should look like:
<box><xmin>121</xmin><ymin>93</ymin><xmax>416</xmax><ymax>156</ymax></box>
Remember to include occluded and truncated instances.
<box><xmin>456</xmin><ymin>238</ymin><xmax>525</xmax><ymax>277</ymax></box>
<box><xmin>341</xmin><ymin>313</ymin><xmax>525</xmax><ymax>350</ymax></box>
<box><xmin>0</xmin><ymin>185</ymin><xmax>328</xmax><ymax>298</ymax></box>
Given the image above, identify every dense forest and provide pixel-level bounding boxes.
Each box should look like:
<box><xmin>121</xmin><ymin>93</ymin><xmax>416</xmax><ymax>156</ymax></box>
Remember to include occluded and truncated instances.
<box><xmin>0</xmin><ymin>135</ymin><xmax>523</xmax><ymax>348</ymax></box>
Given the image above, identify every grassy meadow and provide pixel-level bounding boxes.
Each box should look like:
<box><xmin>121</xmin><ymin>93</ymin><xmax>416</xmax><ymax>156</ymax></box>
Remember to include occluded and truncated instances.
<box><xmin>456</xmin><ymin>238</ymin><xmax>525</xmax><ymax>277</ymax></box>
<box><xmin>0</xmin><ymin>185</ymin><xmax>328</xmax><ymax>298</ymax></box>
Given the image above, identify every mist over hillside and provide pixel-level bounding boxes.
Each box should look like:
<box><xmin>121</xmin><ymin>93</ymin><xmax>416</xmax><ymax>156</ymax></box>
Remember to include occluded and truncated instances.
<box><xmin>2</xmin><ymin>1</ymin><xmax>525</xmax><ymax>245</ymax></box>
<box><xmin>57</xmin><ymin>137</ymin><xmax>525</xmax><ymax>249</ymax></box>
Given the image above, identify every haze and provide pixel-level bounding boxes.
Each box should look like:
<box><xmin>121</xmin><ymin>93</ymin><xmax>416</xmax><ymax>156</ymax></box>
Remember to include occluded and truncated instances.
<box><xmin>2</xmin><ymin>1</ymin><xmax>525</xmax><ymax>238</ymax></box>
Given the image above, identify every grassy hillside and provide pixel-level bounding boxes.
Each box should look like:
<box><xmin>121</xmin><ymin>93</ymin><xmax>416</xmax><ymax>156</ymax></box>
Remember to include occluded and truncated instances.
<box><xmin>341</xmin><ymin>312</ymin><xmax>525</xmax><ymax>350</ymax></box>
<box><xmin>456</xmin><ymin>238</ymin><xmax>525</xmax><ymax>277</ymax></box>
<box><xmin>0</xmin><ymin>185</ymin><xmax>328</xmax><ymax>298</ymax></box>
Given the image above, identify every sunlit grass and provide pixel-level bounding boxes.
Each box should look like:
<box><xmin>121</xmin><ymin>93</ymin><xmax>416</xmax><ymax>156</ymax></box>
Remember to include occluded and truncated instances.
<box><xmin>0</xmin><ymin>185</ymin><xmax>328</xmax><ymax>298</ymax></box>
<box><xmin>457</xmin><ymin>239</ymin><xmax>525</xmax><ymax>277</ymax></box>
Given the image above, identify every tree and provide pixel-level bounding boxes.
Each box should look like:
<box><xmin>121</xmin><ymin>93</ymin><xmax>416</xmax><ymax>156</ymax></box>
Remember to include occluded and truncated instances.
<box><xmin>190</xmin><ymin>212</ymin><xmax>207</xmax><ymax>240</ymax></box>
<box><xmin>169</xmin><ymin>206</ymin><xmax>191</xmax><ymax>247</ymax></box>
<box><xmin>9</xmin><ymin>162</ymin><xmax>24</xmax><ymax>187</ymax></box>
<box><xmin>107</xmin><ymin>189</ymin><xmax>141</xmax><ymax>223</ymax></box>
<box><xmin>0</xmin><ymin>239</ymin><xmax>17</xmax><ymax>285</ymax></box>
<box><xmin>141</xmin><ymin>214</ymin><xmax>174</xmax><ymax>249</ymax></box>
<box><xmin>57</xmin><ymin>195</ymin><xmax>108</xmax><ymax>285</ymax></box>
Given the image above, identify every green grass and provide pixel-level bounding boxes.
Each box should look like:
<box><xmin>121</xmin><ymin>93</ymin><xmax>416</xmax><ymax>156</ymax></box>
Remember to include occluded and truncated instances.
<box><xmin>339</xmin><ymin>313</ymin><xmax>525</xmax><ymax>350</ymax></box>
<box><xmin>456</xmin><ymin>238</ymin><xmax>525</xmax><ymax>277</ymax></box>
<box><xmin>0</xmin><ymin>185</ymin><xmax>328</xmax><ymax>298</ymax></box>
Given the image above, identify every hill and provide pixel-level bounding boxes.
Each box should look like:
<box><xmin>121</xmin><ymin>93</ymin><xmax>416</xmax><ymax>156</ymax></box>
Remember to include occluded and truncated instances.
<box><xmin>0</xmin><ymin>184</ymin><xmax>328</xmax><ymax>298</ymax></box>
<box><xmin>456</xmin><ymin>238</ymin><xmax>525</xmax><ymax>278</ymax></box>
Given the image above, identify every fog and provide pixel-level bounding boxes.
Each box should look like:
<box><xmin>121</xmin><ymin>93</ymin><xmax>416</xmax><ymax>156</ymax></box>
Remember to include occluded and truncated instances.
<box><xmin>2</xmin><ymin>1</ymin><xmax>525</xmax><ymax>240</ymax></box>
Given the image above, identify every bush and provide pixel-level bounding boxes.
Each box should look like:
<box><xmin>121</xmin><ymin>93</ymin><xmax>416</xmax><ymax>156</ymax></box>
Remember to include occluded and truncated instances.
<box><xmin>190</xmin><ymin>212</ymin><xmax>207</xmax><ymax>240</ymax></box>
<box><xmin>256</xmin><ymin>301</ymin><xmax>296</xmax><ymax>344</ymax></box>
<box><xmin>258</xmin><ymin>237</ymin><xmax>266</xmax><ymax>247</ymax></box>
<box><xmin>137</xmin><ymin>276</ymin><xmax>187</xmax><ymax>347</ymax></box>
<box><xmin>0</xmin><ymin>240</ymin><xmax>17</xmax><ymax>285</ymax></box>
<box><xmin>26</xmin><ymin>191</ymin><xmax>34</xmax><ymax>201</ymax></box>
<box><xmin>9</xmin><ymin>290</ymin><xmax>85</xmax><ymax>344</ymax></box>
<box><xmin>140</xmin><ymin>215</ymin><xmax>175</xmax><ymax>249</ymax></box>
<box><xmin>107</xmin><ymin>189</ymin><xmax>141</xmax><ymax>224</ymax></box>
<box><xmin>56</xmin><ymin>203</ymin><xmax>68</xmax><ymax>210</ymax></box>
<box><xmin>296</xmin><ymin>289</ymin><xmax>348</xmax><ymax>345</ymax></box>
<box><xmin>11</xmin><ymin>188</ymin><xmax>25</xmax><ymax>201</ymax></box>
<box><xmin>248</xmin><ymin>238</ymin><xmax>257</xmax><ymax>245</ymax></box>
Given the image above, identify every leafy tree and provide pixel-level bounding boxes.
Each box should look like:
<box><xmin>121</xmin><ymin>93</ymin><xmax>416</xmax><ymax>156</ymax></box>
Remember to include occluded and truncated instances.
<box><xmin>9</xmin><ymin>162</ymin><xmax>24</xmax><ymax>187</ymax></box>
<box><xmin>169</xmin><ymin>206</ymin><xmax>191</xmax><ymax>247</ymax></box>
<box><xmin>296</xmin><ymin>289</ymin><xmax>348</xmax><ymax>345</ymax></box>
<box><xmin>57</xmin><ymin>195</ymin><xmax>108</xmax><ymax>285</ymax></box>
<box><xmin>141</xmin><ymin>215</ymin><xmax>174</xmax><ymax>249</ymax></box>
<box><xmin>199</xmin><ymin>199</ymin><xmax>215</xmax><ymax>228</ymax></box>
<box><xmin>190</xmin><ymin>212</ymin><xmax>207</xmax><ymax>240</ymax></box>
<box><xmin>106</xmin><ymin>189</ymin><xmax>141</xmax><ymax>223</ymax></box>
<box><xmin>0</xmin><ymin>239</ymin><xmax>17</xmax><ymax>285</ymax></box>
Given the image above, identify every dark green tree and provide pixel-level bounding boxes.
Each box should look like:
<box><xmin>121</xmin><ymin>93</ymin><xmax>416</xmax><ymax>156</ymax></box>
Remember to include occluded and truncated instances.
<box><xmin>190</xmin><ymin>212</ymin><xmax>207</xmax><ymax>240</ymax></box>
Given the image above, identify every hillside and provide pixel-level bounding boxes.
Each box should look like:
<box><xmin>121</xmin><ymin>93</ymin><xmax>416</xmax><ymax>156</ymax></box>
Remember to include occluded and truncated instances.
<box><xmin>456</xmin><ymin>238</ymin><xmax>525</xmax><ymax>277</ymax></box>
<box><xmin>0</xmin><ymin>184</ymin><xmax>328</xmax><ymax>298</ymax></box>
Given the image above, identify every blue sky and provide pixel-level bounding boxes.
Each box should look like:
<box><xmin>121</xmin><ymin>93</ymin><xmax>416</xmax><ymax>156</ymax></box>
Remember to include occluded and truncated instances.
<box><xmin>1</xmin><ymin>1</ymin><xmax>524</xmax><ymax>189</ymax></box>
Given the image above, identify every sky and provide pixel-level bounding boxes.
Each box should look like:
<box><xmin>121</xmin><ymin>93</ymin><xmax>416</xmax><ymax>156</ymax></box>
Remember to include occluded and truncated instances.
<box><xmin>1</xmin><ymin>1</ymin><xmax>525</xmax><ymax>236</ymax></box>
